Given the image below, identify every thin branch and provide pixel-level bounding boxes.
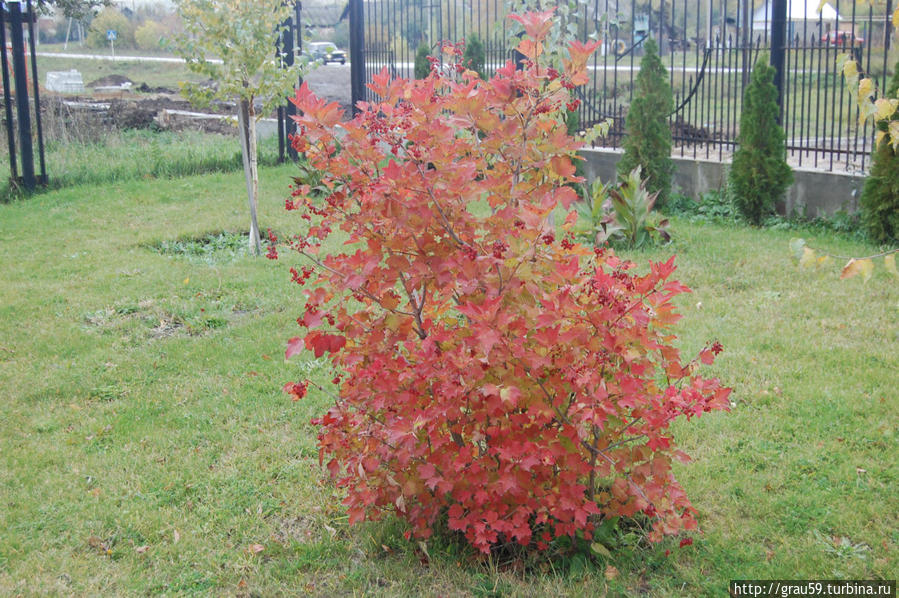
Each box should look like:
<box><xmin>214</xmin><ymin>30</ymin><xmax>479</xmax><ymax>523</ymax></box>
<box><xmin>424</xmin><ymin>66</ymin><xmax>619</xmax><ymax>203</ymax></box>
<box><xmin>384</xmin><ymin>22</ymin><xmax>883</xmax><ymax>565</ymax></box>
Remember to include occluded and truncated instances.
<box><xmin>806</xmin><ymin>245</ymin><xmax>899</xmax><ymax>261</ymax></box>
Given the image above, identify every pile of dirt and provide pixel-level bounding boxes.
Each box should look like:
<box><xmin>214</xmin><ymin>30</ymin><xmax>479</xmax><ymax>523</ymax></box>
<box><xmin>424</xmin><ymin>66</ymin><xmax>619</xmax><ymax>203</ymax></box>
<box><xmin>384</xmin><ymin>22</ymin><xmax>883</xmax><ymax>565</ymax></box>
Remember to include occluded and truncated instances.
<box><xmin>134</xmin><ymin>82</ymin><xmax>178</xmax><ymax>94</ymax></box>
<box><xmin>86</xmin><ymin>74</ymin><xmax>133</xmax><ymax>88</ymax></box>
<box><xmin>671</xmin><ymin>116</ymin><xmax>716</xmax><ymax>144</ymax></box>
<box><xmin>107</xmin><ymin>96</ymin><xmax>236</xmax><ymax>134</ymax></box>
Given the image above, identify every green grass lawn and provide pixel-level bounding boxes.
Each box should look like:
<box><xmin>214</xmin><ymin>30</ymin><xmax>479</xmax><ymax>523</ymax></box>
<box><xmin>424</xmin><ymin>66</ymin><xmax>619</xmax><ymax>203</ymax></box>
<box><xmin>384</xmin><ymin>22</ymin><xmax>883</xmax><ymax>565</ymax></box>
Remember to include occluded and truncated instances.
<box><xmin>0</xmin><ymin>165</ymin><xmax>896</xmax><ymax>596</ymax></box>
<box><xmin>36</xmin><ymin>54</ymin><xmax>199</xmax><ymax>90</ymax></box>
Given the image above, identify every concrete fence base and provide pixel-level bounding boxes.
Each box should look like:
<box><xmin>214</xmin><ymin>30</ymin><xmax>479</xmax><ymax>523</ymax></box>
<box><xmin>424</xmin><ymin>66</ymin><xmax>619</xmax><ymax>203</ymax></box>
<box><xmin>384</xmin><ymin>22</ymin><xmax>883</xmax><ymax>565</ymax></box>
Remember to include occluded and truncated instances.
<box><xmin>578</xmin><ymin>148</ymin><xmax>866</xmax><ymax>217</ymax></box>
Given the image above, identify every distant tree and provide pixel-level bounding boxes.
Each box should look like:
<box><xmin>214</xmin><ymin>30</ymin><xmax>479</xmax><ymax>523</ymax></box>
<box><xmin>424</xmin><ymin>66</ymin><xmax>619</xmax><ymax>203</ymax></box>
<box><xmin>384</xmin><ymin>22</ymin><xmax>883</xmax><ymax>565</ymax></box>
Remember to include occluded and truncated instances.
<box><xmin>617</xmin><ymin>38</ymin><xmax>674</xmax><ymax>207</ymax></box>
<box><xmin>175</xmin><ymin>0</ymin><xmax>306</xmax><ymax>256</ymax></box>
<box><xmin>34</xmin><ymin>0</ymin><xmax>110</xmax><ymax>21</ymax></box>
<box><xmin>729</xmin><ymin>58</ymin><xmax>792</xmax><ymax>226</ymax></box>
<box><xmin>414</xmin><ymin>42</ymin><xmax>431</xmax><ymax>79</ymax></box>
<box><xmin>86</xmin><ymin>7</ymin><xmax>134</xmax><ymax>49</ymax></box>
<box><xmin>859</xmin><ymin>61</ymin><xmax>899</xmax><ymax>245</ymax></box>
<box><xmin>134</xmin><ymin>20</ymin><xmax>165</xmax><ymax>52</ymax></box>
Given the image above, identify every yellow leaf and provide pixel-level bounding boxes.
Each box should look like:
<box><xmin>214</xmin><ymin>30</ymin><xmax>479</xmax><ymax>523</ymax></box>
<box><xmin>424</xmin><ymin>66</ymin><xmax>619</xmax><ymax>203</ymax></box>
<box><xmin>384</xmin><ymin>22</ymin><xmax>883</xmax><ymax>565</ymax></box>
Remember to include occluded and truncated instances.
<box><xmin>874</xmin><ymin>98</ymin><xmax>899</xmax><ymax>121</ymax></box>
<box><xmin>799</xmin><ymin>247</ymin><xmax>817</xmax><ymax>269</ymax></box>
<box><xmin>875</xmin><ymin>130</ymin><xmax>886</xmax><ymax>149</ymax></box>
<box><xmin>816</xmin><ymin>255</ymin><xmax>832</xmax><ymax>269</ymax></box>
<box><xmin>183</xmin><ymin>277</ymin><xmax>190</xmax><ymax>285</ymax></box>
<box><xmin>841</xmin><ymin>58</ymin><xmax>858</xmax><ymax>81</ymax></box>
<box><xmin>893</xmin><ymin>8</ymin><xmax>899</xmax><ymax>29</ymax></box>
<box><xmin>859</xmin><ymin>258</ymin><xmax>874</xmax><ymax>282</ymax></box>
<box><xmin>858</xmin><ymin>100</ymin><xmax>877</xmax><ymax>127</ymax></box>
<box><xmin>858</xmin><ymin>78</ymin><xmax>874</xmax><ymax>99</ymax></box>
<box><xmin>889</xmin><ymin>122</ymin><xmax>899</xmax><ymax>151</ymax></box>
<box><xmin>816</xmin><ymin>0</ymin><xmax>827</xmax><ymax>12</ymax></box>
<box><xmin>841</xmin><ymin>258</ymin><xmax>861</xmax><ymax>279</ymax></box>
<box><xmin>885</xmin><ymin>253</ymin><xmax>898</xmax><ymax>278</ymax></box>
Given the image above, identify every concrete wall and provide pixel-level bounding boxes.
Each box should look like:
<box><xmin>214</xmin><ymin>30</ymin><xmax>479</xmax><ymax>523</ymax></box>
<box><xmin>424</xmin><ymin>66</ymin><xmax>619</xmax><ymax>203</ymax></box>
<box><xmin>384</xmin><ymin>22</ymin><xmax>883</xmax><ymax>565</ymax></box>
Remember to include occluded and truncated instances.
<box><xmin>579</xmin><ymin>147</ymin><xmax>866</xmax><ymax>217</ymax></box>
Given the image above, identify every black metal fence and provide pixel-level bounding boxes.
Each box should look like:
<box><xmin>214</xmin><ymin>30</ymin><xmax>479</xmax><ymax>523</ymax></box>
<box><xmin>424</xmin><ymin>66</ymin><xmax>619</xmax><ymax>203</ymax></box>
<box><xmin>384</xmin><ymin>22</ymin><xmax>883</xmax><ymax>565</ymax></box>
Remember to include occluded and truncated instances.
<box><xmin>1</xmin><ymin>0</ymin><xmax>47</xmax><ymax>191</ymax></box>
<box><xmin>347</xmin><ymin>0</ymin><xmax>895</xmax><ymax>173</ymax></box>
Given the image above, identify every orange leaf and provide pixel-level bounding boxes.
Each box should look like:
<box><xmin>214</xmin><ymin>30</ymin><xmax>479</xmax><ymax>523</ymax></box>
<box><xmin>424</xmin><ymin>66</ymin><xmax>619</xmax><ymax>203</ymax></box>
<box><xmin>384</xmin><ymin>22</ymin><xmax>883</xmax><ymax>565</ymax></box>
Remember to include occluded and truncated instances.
<box><xmin>507</xmin><ymin>9</ymin><xmax>556</xmax><ymax>42</ymax></box>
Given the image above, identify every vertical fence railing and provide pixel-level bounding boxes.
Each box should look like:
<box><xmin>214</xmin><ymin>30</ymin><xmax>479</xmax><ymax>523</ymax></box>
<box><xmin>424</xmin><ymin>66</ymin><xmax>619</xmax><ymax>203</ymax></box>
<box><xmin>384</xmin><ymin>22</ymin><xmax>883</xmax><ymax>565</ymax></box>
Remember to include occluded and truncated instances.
<box><xmin>1</xmin><ymin>0</ymin><xmax>47</xmax><ymax>192</ymax></box>
<box><xmin>349</xmin><ymin>0</ymin><xmax>894</xmax><ymax>174</ymax></box>
<box><xmin>275</xmin><ymin>1</ymin><xmax>303</xmax><ymax>163</ymax></box>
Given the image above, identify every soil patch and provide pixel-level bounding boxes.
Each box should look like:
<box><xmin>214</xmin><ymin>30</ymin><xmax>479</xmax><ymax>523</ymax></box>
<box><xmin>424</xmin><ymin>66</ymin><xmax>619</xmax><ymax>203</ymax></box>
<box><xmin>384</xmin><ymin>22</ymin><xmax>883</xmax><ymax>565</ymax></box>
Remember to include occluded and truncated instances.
<box><xmin>86</xmin><ymin>74</ymin><xmax>133</xmax><ymax>88</ymax></box>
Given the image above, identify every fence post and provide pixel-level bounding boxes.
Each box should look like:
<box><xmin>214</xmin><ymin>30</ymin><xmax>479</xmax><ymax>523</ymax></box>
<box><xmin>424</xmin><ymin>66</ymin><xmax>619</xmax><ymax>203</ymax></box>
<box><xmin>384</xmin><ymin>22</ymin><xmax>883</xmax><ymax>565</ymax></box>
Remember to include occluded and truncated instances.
<box><xmin>349</xmin><ymin>0</ymin><xmax>364</xmax><ymax>115</ymax></box>
<box><xmin>769</xmin><ymin>0</ymin><xmax>787</xmax><ymax>123</ymax></box>
<box><xmin>8</xmin><ymin>0</ymin><xmax>35</xmax><ymax>191</ymax></box>
<box><xmin>26</xmin><ymin>0</ymin><xmax>46</xmax><ymax>185</ymax></box>
<box><xmin>1</xmin><ymin>4</ymin><xmax>19</xmax><ymax>183</ymax></box>
<box><xmin>741</xmin><ymin>0</ymin><xmax>751</xmax><ymax>90</ymax></box>
<box><xmin>286</xmin><ymin>1</ymin><xmax>299</xmax><ymax>162</ymax></box>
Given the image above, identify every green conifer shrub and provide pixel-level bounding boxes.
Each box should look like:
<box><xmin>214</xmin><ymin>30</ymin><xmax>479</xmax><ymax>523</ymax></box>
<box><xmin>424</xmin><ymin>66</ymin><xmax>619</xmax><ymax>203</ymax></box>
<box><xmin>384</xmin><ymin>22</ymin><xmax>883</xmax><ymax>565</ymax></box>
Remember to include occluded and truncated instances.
<box><xmin>414</xmin><ymin>43</ymin><xmax>431</xmax><ymax>79</ymax></box>
<box><xmin>617</xmin><ymin>37</ymin><xmax>674</xmax><ymax>207</ymax></box>
<box><xmin>463</xmin><ymin>33</ymin><xmax>486</xmax><ymax>79</ymax></box>
<box><xmin>729</xmin><ymin>58</ymin><xmax>793</xmax><ymax>225</ymax></box>
<box><xmin>859</xmin><ymin>62</ymin><xmax>899</xmax><ymax>245</ymax></box>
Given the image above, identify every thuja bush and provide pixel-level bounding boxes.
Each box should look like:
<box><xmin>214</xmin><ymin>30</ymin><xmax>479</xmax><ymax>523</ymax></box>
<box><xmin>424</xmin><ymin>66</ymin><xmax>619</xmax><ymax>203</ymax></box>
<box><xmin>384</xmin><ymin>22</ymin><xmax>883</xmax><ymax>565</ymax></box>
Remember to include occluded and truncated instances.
<box><xmin>860</xmin><ymin>61</ymin><xmax>899</xmax><ymax>245</ymax></box>
<box><xmin>414</xmin><ymin>43</ymin><xmax>431</xmax><ymax>80</ymax></box>
<box><xmin>283</xmin><ymin>10</ymin><xmax>730</xmax><ymax>555</ymax></box>
<box><xmin>617</xmin><ymin>37</ymin><xmax>674</xmax><ymax>207</ymax></box>
<box><xmin>463</xmin><ymin>33</ymin><xmax>486</xmax><ymax>79</ymax></box>
<box><xmin>730</xmin><ymin>58</ymin><xmax>793</xmax><ymax>226</ymax></box>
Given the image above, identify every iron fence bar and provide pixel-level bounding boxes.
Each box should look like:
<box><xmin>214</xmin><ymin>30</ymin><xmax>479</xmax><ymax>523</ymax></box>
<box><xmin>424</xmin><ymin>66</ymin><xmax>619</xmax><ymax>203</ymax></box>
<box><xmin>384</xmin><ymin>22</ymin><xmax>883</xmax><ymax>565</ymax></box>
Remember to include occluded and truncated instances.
<box><xmin>25</xmin><ymin>0</ymin><xmax>43</xmax><ymax>185</ymax></box>
<box><xmin>8</xmin><ymin>0</ymin><xmax>34</xmax><ymax>190</ymax></box>
<box><xmin>349</xmin><ymin>0</ymin><xmax>364</xmax><ymax>112</ymax></box>
<box><xmin>798</xmin><ymin>32</ymin><xmax>807</xmax><ymax>167</ymax></box>
<box><xmin>770</xmin><ymin>0</ymin><xmax>786</xmax><ymax>123</ymax></box>
<box><xmin>827</xmin><ymin>9</ymin><xmax>837</xmax><ymax>172</ymax></box>
<box><xmin>1</xmin><ymin>3</ymin><xmax>19</xmax><ymax>182</ymax></box>
<box><xmin>290</xmin><ymin>0</ymin><xmax>301</xmax><ymax>162</ymax></box>
<box><xmin>813</xmin><ymin>34</ymin><xmax>823</xmax><ymax>168</ymax></box>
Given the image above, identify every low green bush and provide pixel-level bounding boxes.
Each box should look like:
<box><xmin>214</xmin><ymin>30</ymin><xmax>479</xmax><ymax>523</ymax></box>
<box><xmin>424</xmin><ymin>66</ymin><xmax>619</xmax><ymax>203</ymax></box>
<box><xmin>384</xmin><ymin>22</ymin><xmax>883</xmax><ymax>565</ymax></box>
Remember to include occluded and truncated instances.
<box><xmin>729</xmin><ymin>58</ymin><xmax>793</xmax><ymax>225</ymax></box>
<box><xmin>859</xmin><ymin>61</ymin><xmax>899</xmax><ymax>245</ymax></box>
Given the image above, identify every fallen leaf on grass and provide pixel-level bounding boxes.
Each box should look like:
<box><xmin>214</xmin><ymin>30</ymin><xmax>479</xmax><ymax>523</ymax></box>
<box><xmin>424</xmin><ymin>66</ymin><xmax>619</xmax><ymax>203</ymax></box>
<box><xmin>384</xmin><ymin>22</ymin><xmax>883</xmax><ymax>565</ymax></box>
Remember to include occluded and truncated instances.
<box><xmin>173</xmin><ymin>529</ymin><xmax>180</xmax><ymax>544</ymax></box>
<box><xmin>604</xmin><ymin>565</ymin><xmax>619</xmax><ymax>580</ymax></box>
<box><xmin>247</xmin><ymin>544</ymin><xmax>264</xmax><ymax>554</ymax></box>
<box><xmin>135</xmin><ymin>545</ymin><xmax>150</xmax><ymax>554</ymax></box>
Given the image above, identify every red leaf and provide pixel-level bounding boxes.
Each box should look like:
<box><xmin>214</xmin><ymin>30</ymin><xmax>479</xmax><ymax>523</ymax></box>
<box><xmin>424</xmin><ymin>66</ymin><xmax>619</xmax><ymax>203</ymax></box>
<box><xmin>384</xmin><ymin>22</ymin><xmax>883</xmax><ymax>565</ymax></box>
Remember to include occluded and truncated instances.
<box><xmin>285</xmin><ymin>336</ymin><xmax>303</xmax><ymax>360</ymax></box>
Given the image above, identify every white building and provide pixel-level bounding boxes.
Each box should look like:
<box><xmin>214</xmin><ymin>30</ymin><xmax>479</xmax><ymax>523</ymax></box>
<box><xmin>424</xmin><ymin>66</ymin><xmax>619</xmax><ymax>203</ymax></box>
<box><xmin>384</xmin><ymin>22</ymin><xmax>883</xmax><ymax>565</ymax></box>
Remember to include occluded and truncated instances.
<box><xmin>752</xmin><ymin>0</ymin><xmax>840</xmax><ymax>40</ymax></box>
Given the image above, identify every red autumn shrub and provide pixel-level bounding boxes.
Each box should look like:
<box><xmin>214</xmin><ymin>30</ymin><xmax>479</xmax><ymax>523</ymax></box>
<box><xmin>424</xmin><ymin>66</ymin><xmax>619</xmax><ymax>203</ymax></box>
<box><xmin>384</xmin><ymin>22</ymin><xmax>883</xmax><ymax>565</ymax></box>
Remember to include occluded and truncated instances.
<box><xmin>284</xmin><ymin>10</ymin><xmax>730</xmax><ymax>554</ymax></box>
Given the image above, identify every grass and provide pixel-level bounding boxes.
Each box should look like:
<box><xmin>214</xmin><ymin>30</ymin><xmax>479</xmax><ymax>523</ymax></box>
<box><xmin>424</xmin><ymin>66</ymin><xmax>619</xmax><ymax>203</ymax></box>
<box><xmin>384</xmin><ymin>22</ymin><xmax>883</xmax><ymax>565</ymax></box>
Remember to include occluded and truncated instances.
<box><xmin>36</xmin><ymin>53</ymin><xmax>199</xmax><ymax>91</ymax></box>
<box><xmin>2</xmin><ymin>129</ymin><xmax>280</xmax><ymax>201</ymax></box>
<box><xmin>0</xmin><ymin>162</ymin><xmax>897</xmax><ymax>595</ymax></box>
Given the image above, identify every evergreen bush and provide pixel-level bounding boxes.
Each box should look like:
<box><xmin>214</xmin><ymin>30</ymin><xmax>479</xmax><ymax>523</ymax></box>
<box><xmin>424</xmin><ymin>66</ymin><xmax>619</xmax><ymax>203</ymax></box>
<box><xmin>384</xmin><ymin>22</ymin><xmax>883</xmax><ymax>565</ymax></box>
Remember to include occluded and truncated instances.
<box><xmin>617</xmin><ymin>37</ymin><xmax>674</xmax><ymax>207</ymax></box>
<box><xmin>462</xmin><ymin>33</ymin><xmax>486</xmax><ymax>79</ymax></box>
<box><xmin>859</xmin><ymin>62</ymin><xmax>899</xmax><ymax>245</ymax></box>
<box><xmin>729</xmin><ymin>58</ymin><xmax>793</xmax><ymax>225</ymax></box>
<box><xmin>414</xmin><ymin>43</ymin><xmax>431</xmax><ymax>79</ymax></box>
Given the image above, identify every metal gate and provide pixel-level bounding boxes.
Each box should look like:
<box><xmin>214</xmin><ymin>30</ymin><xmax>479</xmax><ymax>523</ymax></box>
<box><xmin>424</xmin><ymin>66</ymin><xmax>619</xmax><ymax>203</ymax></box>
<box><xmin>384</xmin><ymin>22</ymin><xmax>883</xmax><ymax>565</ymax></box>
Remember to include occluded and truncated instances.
<box><xmin>347</xmin><ymin>0</ymin><xmax>894</xmax><ymax>173</ymax></box>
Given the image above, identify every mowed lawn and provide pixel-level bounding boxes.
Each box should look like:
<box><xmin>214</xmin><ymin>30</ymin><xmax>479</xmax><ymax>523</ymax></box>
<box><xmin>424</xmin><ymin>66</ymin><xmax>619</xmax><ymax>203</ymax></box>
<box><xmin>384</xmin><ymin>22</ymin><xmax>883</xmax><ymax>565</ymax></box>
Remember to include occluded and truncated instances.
<box><xmin>0</xmin><ymin>165</ymin><xmax>896</xmax><ymax>596</ymax></box>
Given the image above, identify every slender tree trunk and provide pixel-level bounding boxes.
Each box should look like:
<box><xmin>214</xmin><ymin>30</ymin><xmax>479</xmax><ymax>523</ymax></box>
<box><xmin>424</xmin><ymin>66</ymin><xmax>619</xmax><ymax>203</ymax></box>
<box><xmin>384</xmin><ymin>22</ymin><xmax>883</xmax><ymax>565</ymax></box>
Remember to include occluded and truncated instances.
<box><xmin>64</xmin><ymin>18</ymin><xmax>72</xmax><ymax>50</ymax></box>
<box><xmin>238</xmin><ymin>97</ymin><xmax>262</xmax><ymax>256</ymax></box>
